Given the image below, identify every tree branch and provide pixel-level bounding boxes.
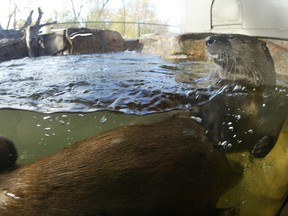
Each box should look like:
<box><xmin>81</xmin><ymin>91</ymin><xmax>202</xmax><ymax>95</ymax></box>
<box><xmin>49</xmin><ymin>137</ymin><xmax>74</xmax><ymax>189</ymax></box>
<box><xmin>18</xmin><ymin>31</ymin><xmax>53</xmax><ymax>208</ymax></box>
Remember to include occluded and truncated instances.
<box><xmin>99</xmin><ymin>0</ymin><xmax>110</xmax><ymax>18</ymax></box>
<box><xmin>19</xmin><ymin>10</ymin><xmax>34</xmax><ymax>31</ymax></box>
<box><xmin>6</xmin><ymin>1</ymin><xmax>17</xmax><ymax>29</ymax></box>
<box><xmin>70</xmin><ymin>0</ymin><xmax>77</xmax><ymax>21</ymax></box>
<box><xmin>35</xmin><ymin>7</ymin><xmax>44</xmax><ymax>27</ymax></box>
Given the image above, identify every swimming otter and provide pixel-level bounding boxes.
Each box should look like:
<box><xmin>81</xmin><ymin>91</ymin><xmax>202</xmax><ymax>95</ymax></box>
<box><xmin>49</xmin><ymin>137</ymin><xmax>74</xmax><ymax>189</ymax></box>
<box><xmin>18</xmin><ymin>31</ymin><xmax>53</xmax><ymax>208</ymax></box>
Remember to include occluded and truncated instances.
<box><xmin>198</xmin><ymin>34</ymin><xmax>288</xmax><ymax>158</ymax></box>
<box><xmin>0</xmin><ymin>136</ymin><xmax>17</xmax><ymax>172</ymax></box>
<box><xmin>196</xmin><ymin>85</ymin><xmax>288</xmax><ymax>158</ymax></box>
<box><xmin>0</xmin><ymin>113</ymin><xmax>241</xmax><ymax>215</ymax></box>
<box><xmin>205</xmin><ymin>34</ymin><xmax>276</xmax><ymax>86</ymax></box>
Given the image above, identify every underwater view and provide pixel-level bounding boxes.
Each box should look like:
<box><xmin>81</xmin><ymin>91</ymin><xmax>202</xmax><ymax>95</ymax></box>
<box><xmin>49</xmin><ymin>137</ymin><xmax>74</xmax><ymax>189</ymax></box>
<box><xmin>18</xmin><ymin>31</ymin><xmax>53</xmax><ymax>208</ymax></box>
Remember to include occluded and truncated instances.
<box><xmin>1</xmin><ymin>51</ymin><xmax>288</xmax><ymax>215</ymax></box>
<box><xmin>0</xmin><ymin>52</ymin><xmax>214</xmax><ymax>163</ymax></box>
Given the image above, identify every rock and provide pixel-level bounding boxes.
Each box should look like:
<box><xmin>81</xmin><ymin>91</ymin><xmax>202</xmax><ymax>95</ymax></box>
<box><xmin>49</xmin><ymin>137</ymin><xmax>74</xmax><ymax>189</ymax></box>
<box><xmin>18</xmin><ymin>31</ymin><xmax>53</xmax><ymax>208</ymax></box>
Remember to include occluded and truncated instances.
<box><xmin>66</xmin><ymin>28</ymin><xmax>125</xmax><ymax>54</ymax></box>
<box><xmin>138</xmin><ymin>33</ymin><xmax>208</xmax><ymax>60</ymax></box>
<box><xmin>0</xmin><ymin>137</ymin><xmax>17</xmax><ymax>172</ymax></box>
<box><xmin>265</xmin><ymin>39</ymin><xmax>288</xmax><ymax>77</ymax></box>
<box><xmin>124</xmin><ymin>39</ymin><xmax>140</xmax><ymax>51</ymax></box>
<box><xmin>0</xmin><ymin>38</ymin><xmax>28</xmax><ymax>62</ymax></box>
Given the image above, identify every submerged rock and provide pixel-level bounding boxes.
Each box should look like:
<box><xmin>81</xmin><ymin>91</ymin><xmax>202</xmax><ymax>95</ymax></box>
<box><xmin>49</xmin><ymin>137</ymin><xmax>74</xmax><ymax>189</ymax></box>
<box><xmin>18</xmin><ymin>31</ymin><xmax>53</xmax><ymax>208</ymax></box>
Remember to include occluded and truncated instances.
<box><xmin>0</xmin><ymin>136</ymin><xmax>17</xmax><ymax>172</ymax></box>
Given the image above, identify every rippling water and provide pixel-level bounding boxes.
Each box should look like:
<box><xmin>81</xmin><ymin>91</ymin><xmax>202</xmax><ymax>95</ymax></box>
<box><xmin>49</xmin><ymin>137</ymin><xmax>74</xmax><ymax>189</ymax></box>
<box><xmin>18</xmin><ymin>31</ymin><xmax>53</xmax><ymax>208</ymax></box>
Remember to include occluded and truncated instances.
<box><xmin>0</xmin><ymin>52</ymin><xmax>213</xmax><ymax>114</ymax></box>
<box><xmin>1</xmin><ymin>52</ymin><xmax>288</xmax><ymax>164</ymax></box>
<box><xmin>1</xmin><ymin>52</ymin><xmax>288</xmax><ymax>215</ymax></box>
<box><xmin>0</xmin><ymin>52</ymin><xmax>215</xmax><ymax>164</ymax></box>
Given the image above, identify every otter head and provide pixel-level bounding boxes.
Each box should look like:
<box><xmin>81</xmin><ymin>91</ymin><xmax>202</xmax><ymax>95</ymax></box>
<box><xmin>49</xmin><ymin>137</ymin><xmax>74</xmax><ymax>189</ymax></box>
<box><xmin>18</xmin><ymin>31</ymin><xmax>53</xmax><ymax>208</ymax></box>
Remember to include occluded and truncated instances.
<box><xmin>205</xmin><ymin>34</ymin><xmax>276</xmax><ymax>86</ymax></box>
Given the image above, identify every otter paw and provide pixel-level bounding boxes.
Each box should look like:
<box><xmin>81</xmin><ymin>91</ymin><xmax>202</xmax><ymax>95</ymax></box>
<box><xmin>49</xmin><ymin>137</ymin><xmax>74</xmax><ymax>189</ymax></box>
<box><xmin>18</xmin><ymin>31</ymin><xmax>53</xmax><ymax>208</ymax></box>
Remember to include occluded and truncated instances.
<box><xmin>252</xmin><ymin>135</ymin><xmax>277</xmax><ymax>158</ymax></box>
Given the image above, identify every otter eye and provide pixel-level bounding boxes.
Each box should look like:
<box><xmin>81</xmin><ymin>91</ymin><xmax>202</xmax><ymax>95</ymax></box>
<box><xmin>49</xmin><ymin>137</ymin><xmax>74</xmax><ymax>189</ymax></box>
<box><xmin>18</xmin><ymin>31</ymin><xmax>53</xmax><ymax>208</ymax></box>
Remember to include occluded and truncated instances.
<box><xmin>205</xmin><ymin>36</ymin><xmax>216</xmax><ymax>46</ymax></box>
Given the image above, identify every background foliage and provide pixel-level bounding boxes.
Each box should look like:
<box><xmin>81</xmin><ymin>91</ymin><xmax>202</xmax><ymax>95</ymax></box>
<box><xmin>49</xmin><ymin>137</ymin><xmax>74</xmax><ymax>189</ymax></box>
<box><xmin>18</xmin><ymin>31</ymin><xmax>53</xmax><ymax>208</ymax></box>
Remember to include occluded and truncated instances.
<box><xmin>1</xmin><ymin>0</ymin><xmax>170</xmax><ymax>37</ymax></box>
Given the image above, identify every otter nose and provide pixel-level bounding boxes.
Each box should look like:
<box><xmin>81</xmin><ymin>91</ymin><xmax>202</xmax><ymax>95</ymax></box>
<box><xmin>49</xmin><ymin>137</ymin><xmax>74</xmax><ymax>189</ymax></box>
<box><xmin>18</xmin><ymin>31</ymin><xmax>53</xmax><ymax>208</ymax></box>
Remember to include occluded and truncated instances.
<box><xmin>205</xmin><ymin>36</ymin><xmax>216</xmax><ymax>46</ymax></box>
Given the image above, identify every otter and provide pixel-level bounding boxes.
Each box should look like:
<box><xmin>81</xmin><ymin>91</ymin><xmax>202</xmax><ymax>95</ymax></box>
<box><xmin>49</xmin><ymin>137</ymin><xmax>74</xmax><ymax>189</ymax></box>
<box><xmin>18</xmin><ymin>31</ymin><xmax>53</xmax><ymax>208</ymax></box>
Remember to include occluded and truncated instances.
<box><xmin>197</xmin><ymin>34</ymin><xmax>287</xmax><ymax>158</ymax></box>
<box><xmin>195</xmin><ymin>86</ymin><xmax>288</xmax><ymax>158</ymax></box>
<box><xmin>205</xmin><ymin>34</ymin><xmax>276</xmax><ymax>86</ymax></box>
<box><xmin>0</xmin><ymin>136</ymin><xmax>17</xmax><ymax>172</ymax></box>
<box><xmin>0</xmin><ymin>113</ymin><xmax>241</xmax><ymax>216</ymax></box>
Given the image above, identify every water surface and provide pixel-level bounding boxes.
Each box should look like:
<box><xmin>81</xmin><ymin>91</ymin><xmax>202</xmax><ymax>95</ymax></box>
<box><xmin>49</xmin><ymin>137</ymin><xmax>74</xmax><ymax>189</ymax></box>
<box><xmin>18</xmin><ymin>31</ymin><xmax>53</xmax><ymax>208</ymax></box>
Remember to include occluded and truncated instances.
<box><xmin>0</xmin><ymin>52</ymin><xmax>213</xmax><ymax>114</ymax></box>
<box><xmin>0</xmin><ymin>52</ymin><xmax>214</xmax><ymax>164</ymax></box>
<box><xmin>1</xmin><ymin>52</ymin><xmax>288</xmax><ymax>215</ymax></box>
<box><xmin>1</xmin><ymin>52</ymin><xmax>288</xmax><ymax>165</ymax></box>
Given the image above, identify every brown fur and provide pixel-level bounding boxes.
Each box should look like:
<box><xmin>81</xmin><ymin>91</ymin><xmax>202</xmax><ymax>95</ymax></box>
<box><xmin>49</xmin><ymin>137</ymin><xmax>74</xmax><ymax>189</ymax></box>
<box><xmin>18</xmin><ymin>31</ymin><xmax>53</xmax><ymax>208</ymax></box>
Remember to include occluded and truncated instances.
<box><xmin>205</xmin><ymin>34</ymin><xmax>276</xmax><ymax>86</ymax></box>
<box><xmin>196</xmin><ymin>87</ymin><xmax>288</xmax><ymax>158</ymax></box>
<box><xmin>0</xmin><ymin>113</ymin><xmax>241</xmax><ymax>216</ymax></box>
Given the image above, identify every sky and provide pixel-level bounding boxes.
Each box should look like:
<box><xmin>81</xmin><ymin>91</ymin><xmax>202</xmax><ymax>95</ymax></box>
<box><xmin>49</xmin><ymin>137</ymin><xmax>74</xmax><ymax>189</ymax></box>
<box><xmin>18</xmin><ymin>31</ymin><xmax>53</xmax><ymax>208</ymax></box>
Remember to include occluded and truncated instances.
<box><xmin>0</xmin><ymin>0</ymin><xmax>182</xmax><ymax>29</ymax></box>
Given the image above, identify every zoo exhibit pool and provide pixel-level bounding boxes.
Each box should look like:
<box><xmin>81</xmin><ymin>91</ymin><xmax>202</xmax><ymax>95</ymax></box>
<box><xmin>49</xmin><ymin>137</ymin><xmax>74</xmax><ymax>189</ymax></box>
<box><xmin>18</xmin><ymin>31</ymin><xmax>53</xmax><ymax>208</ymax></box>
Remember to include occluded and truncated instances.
<box><xmin>0</xmin><ymin>52</ymin><xmax>288</xmax><ymax>215</ymax></box>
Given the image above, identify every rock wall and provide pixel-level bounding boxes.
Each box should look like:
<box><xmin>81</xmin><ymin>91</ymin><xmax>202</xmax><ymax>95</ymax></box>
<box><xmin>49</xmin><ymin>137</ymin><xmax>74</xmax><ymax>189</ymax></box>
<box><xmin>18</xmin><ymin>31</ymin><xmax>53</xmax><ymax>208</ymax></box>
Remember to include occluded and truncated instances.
<box><xmin>138</xmin><ymin>33</ymin><xmax>208</xmax><ymax>61</ymax></box>
<box><xmin>265</xmin><ymin>39</ymin><xmax>288</xmax><ymax>77</ymax></box>
<box><xmin>138</xmin><ymin>33</ymin><xmax>288</xmax><ymax>77</ymax></box>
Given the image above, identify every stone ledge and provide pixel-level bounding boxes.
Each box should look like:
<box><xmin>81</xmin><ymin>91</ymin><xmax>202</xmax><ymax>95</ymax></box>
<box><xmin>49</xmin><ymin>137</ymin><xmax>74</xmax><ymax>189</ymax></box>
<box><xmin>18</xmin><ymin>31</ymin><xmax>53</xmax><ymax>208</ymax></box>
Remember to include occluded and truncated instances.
<box><xmin>138</xmin><ymin>33</ymin><xmax>208</xmax><ymax>61</ymax></box>
<box><xmin>138</xmin><ymin>33</ymin><xmax>288</xmax><ymax>77</ymax></box>
<box><xmin>265</xmin><ymin>39</ymin><xmax>288</xmax><ymax>77</ymax></box>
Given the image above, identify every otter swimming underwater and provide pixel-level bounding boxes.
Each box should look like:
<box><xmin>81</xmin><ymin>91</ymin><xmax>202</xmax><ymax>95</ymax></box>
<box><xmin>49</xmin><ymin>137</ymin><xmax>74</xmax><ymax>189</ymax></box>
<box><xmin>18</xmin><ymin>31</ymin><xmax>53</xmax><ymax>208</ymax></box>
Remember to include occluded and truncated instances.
<box><xmin>0</xmin><ymin>113</ymin><xmax>241</xmax><ymax>216</ymax></box>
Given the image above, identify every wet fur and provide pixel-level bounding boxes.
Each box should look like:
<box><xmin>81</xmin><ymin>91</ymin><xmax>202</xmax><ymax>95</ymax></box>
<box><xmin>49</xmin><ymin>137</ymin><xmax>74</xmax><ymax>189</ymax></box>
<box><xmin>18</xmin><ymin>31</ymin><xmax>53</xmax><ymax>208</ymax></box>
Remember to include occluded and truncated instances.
<box><xmin>206</xmin><ymin>34</ymin><xmax>276</xmax><ymax>86</ymax></box>
<box><xmin>0</xmin><ymin>113</ymin><xmax>241</xmax><ymax>216</ymax></box>
<box><xmin>202</xmin><ymin>34</ymin><xmax>287</xmax><ymax>158</ymax></box>
<box><xmin>196</xmin><ymin>86</ymin><xmax>288</xmax><ymax>158</ymax></box>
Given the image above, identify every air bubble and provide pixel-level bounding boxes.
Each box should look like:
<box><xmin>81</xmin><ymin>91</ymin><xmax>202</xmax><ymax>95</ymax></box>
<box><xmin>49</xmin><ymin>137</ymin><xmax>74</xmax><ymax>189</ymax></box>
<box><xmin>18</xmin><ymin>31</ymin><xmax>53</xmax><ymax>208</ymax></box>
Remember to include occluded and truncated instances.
<box><xmin>235</xmin><ymin>115</ymin><xmax>241</xmax><ymax>120</ymax></box>
<box><xmin>191</xmin><ymin>116</ymin><xmax>202</xmax><ymax>123</ymax></box>
<box><xmin>100</xmin><ymin>116</ymin><xmax>108</xmax><ymax>123</ymax></box>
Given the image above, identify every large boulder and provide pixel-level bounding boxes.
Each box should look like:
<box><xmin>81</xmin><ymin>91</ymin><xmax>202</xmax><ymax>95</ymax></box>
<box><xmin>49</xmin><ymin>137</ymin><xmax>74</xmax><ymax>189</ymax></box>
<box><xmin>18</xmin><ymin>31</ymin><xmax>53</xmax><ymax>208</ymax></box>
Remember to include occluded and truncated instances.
<box><xmin>0</xmin><ymin>38</ymin><xmax>28</xmax><ymax>62</ymax></box>
<box><xmin>66</xmin><ymin>28</ymin><xmax>125</xmax><ymax>54</ymax></box>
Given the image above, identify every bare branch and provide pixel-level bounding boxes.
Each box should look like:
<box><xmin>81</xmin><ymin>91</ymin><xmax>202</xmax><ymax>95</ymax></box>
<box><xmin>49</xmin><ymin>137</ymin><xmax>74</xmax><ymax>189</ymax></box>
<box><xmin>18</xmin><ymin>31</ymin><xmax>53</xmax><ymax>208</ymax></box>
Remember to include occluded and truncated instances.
<box><xmin>99</xmin><ymin>0</ymin><xmax>110</xmax><ymax>18</ymax></box>
<box><xmin>70</xmin><ymin>0</ymin><xmax>89</xmax><ymax>21</ymax></box>
<box><xmin>70</xmin><ymin>0</ymin><xmax>77</xmax><ymax>21</ymax></box>
<box><xmin>35</xmin><ymin>7</ymin><xmax>44</xmax><ymax>27</ymax></box>
<box><xmin>19</xmin><ymin>10</ymin><xmax>34</xmax><ymax>31</ymax></box>
<box><xmin>6</xmin><ymin>1</ymin><xmax>17</xmax><ymax>29</ymax></box>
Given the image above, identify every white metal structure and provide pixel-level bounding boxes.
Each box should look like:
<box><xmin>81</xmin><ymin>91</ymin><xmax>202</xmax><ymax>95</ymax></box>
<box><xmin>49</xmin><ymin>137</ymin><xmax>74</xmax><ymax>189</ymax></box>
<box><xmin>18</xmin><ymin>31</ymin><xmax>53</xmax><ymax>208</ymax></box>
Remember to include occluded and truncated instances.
<box><xmin>181</xmin><ymin>0</ymin><xmax>288</xmax><ymax>39</ymax></box>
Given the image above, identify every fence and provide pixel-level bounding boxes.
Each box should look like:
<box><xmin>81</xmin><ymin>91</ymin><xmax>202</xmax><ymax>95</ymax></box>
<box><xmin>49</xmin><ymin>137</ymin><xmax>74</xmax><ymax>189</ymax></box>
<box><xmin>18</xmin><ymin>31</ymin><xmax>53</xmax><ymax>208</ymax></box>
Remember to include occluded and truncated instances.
<box><xmin>50</xmin><ymin>21</ymin><xmax>180</xmax><ymax>37</ymax></box>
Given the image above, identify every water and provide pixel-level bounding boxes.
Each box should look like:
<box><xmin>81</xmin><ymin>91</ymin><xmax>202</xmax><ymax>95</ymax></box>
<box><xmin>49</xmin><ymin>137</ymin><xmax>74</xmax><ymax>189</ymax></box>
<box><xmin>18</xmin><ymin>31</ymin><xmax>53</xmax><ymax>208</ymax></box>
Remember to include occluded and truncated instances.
<box><xmin>1</xmin><ymin>52</ymin><xmax>288</xmax><ymax>215</ymax></box>
<box><xmin>0</xmin><ymin>52</ymin><xmax>288</xmax><ymax>163</ymax></box>
<box><xmin>0</xmin><ymin>52</ymin><xmax>212</xmax><ymax>114</ymax></box>
<box><xmin>0</xmin><ymin>52</ymin><xmax>214</xmax><ymax>164</ymax></box>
